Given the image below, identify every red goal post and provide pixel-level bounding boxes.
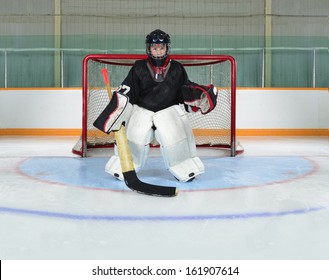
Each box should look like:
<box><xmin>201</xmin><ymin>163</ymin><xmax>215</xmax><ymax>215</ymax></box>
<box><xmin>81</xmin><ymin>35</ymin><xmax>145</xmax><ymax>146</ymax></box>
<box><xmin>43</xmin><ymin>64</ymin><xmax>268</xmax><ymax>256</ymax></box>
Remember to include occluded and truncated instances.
<box><xmin>72</xmin><ymin>54</ymin><xmax>239</xmax><ymax>157</ymax></box>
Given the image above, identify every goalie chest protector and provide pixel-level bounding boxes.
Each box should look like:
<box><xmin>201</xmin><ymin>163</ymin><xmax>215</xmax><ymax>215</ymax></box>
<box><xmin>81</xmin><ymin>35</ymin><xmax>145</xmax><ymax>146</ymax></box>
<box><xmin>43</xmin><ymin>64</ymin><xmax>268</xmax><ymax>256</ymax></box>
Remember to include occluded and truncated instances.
<box><xmin>122</xmin><ymin>59</ymin><xmax>194</xmax><ymax>112</ymax></box>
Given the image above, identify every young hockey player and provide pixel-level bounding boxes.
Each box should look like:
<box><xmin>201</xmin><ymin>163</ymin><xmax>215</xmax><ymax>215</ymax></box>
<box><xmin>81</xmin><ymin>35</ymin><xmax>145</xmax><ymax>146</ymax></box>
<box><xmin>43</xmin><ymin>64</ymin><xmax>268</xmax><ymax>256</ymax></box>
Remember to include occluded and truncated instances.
<box><xmin>94</xmin><ymin>29</ymin><xmax>218</xmax><ymax>182</ymax></box>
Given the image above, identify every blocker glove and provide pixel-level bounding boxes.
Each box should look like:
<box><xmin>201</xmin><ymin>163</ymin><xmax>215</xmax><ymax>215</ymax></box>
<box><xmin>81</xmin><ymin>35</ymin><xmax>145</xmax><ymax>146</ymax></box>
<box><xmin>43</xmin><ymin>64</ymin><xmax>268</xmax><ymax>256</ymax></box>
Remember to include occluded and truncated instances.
<box><xmin>93</xmin><ymin>91</ymin><xmax>133</xmax><ymax>133</ymax></box>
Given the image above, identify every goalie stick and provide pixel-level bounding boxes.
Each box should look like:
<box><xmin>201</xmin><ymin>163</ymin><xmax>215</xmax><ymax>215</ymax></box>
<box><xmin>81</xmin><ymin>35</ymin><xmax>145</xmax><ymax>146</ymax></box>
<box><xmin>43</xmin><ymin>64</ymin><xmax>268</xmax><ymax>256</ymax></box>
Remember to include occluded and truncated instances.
<box><xmin>101</xmin><ymin>68</ymin><xmax>178</xmax><ymax>197</ymax></box>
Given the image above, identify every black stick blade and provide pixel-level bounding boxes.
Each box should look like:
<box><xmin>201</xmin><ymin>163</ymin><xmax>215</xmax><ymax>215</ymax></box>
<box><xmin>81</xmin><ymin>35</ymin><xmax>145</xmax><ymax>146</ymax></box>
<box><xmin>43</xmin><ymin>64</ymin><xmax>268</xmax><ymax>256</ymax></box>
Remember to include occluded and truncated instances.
<box><xmin>123</xmin><ymin>170</ymin><xmax>178</xmax><ymax>197</ymax></box>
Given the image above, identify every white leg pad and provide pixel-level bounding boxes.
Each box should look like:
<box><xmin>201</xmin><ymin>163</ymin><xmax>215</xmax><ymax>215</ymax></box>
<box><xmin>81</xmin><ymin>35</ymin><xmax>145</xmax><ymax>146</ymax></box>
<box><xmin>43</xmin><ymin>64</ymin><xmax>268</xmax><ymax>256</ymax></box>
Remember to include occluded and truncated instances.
<box><xmin>153</xmin><ymin>105</ymin><xmax>204</xmax><ymax>181</ymax></box>
<box><xmin>105</xmin><ymin>105</ymin><xmax>155</xmax><ymax>180</ymax></box>
<box><xmin>126</xmin><ymin>105</ymin><xmax>155</xmax><ymax>170</ymax></box>
<box><xmin>105</xmin><ymin>155</ymin><xmax>124</xmax><ymax>181</ymax></box>
<box><xmin>169</xmin><ymin>157</ymin><xmax>205</xmax><ymax>182</ymax></box>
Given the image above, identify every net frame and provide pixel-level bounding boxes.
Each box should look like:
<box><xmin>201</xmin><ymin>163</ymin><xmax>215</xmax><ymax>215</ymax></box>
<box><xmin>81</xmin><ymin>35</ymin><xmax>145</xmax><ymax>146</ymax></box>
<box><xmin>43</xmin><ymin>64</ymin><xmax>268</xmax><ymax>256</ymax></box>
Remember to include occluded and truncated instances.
<box><xmin>74</xmin><ymin>54</ymin><xmax>237</xmax><ymax>157</ymax></box>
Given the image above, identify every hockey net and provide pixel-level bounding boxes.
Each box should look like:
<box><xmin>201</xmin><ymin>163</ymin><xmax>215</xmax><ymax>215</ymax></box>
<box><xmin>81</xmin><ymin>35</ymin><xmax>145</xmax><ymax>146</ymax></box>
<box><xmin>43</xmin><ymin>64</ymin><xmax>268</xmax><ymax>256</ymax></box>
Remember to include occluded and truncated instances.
<box><xmin>72</xmin><ymin>54</ymin><xmax>239</xmax><ymax>157</ymax></box>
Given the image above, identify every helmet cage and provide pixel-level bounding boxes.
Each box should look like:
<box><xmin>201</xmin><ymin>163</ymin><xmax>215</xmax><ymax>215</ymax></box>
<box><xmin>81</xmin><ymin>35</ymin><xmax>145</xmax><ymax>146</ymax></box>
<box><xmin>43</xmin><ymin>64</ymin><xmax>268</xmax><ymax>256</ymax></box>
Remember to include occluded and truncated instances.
<box><xmin>145</xmin><ymin>29</ymin><xmax>171</xmax><ymax>68</ymax></box>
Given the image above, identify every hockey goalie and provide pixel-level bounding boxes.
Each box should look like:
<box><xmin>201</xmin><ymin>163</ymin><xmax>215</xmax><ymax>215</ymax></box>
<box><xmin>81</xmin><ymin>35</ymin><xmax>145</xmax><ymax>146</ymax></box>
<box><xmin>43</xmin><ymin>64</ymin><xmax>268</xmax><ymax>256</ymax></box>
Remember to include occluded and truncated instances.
<box><xmin>94</xmin><ymin>29</ymin><xmax>218</xmax><ymax>182</ymax></box>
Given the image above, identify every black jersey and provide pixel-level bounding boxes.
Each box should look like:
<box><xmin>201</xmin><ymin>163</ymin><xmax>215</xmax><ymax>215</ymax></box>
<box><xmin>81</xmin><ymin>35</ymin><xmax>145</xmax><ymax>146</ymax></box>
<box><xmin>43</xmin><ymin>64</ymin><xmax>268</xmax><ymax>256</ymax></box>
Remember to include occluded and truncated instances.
<box><xmin>118</xmin><ymin>59</ymin><xmax>195</xmax><ymax>112</ymax></box>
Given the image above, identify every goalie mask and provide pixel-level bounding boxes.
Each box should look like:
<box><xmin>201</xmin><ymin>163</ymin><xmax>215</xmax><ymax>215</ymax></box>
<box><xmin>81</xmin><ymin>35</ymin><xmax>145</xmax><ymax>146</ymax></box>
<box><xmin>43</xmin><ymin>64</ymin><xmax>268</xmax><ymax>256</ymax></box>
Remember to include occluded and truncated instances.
<box><xmin>145</xmin><ymin>29</ymin><xmax>171</xmax><ymax>70</ymax></box>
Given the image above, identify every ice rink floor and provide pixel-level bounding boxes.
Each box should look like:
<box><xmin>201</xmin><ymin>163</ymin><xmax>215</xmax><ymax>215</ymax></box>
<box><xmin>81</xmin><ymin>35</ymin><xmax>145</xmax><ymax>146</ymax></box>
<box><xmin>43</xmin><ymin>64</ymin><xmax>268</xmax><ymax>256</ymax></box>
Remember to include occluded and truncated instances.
<box><xmin>0</xmin><ymin>136</ymin><xmax>328</xmax><ymax>260</ymax></box>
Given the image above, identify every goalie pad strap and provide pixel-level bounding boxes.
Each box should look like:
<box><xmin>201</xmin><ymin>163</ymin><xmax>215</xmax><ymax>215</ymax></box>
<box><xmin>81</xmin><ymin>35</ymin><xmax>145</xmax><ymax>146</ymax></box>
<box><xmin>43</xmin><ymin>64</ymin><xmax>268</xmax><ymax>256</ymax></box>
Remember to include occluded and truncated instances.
<box><xmin>93</xmin><ymin>91</ymin><xmax>133</xmax><ymax>133</ymax></box>
<box><xmin>182</xmin><ymin>84</ymin><xmax>218</xmax><ymax>114</ymax></box>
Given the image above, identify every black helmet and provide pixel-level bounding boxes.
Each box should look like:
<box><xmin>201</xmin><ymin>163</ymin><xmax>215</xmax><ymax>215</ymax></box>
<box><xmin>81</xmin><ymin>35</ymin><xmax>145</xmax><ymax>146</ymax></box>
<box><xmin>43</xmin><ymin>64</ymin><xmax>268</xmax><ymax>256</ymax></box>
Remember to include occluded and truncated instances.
<box><xmin>145</xmin><ymin>29</ymin><xmax>171</xmax><ymax>68</ymax></box>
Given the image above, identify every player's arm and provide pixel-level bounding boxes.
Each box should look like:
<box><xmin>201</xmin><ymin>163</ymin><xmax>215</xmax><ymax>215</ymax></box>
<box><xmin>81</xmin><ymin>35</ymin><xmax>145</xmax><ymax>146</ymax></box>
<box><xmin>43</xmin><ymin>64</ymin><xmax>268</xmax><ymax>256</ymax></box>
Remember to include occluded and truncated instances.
<box><xmin>182</xmin><ymin>84</ymin><xmax>218</xmax><ymax>114</ymax></box>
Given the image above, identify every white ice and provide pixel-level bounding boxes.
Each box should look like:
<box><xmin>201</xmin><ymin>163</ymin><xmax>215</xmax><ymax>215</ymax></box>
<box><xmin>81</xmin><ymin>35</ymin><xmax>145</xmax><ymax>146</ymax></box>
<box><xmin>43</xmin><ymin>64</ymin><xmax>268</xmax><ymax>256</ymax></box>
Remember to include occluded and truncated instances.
<box><xmin>0</xmin><ymin>136</ymin><xmax>328</xmax><ymax>260</ymax></box>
